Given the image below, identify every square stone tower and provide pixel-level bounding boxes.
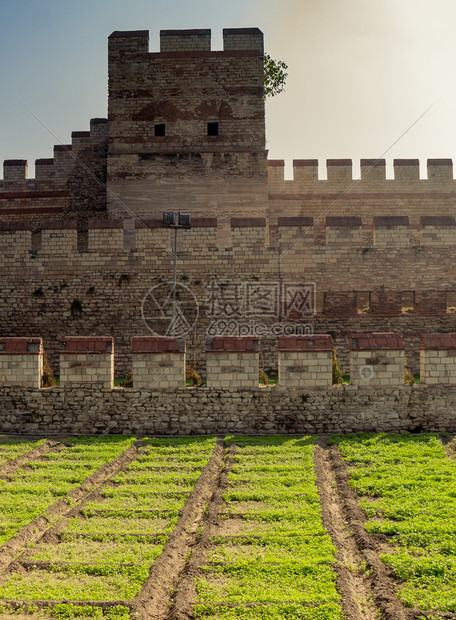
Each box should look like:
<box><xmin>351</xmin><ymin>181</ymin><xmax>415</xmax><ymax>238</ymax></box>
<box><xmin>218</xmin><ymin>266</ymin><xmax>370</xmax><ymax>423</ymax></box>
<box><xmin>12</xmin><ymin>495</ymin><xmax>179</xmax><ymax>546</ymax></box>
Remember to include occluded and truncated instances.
<box><xmin>107</xmin><ymin>28</ymin><xmax>267</xmax><ymax>220</ymax></box>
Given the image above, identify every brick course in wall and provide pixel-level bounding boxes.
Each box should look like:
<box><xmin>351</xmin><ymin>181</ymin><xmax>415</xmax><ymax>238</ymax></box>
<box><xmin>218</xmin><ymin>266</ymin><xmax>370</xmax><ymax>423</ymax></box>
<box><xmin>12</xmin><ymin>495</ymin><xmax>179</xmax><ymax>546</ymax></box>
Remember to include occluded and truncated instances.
<box><xmin>131</xmin><ymin>336</ymin><xmax>186</xmax><ymax>389</ymax></box>
<box><xmin>278</xmin><ymin>335</ymin><xmax>332</xmax><ymax>388</ymax></box>
<box><xmin>59</xmin><ymin>337</ymin><xmax>114</xmax><ymax>389</ymax></box>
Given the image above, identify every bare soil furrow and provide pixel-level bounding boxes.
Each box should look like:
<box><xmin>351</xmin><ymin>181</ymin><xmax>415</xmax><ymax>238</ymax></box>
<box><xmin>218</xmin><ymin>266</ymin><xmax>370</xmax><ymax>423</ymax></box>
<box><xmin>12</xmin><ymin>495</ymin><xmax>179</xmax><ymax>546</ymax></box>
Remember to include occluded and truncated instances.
<box><xmin>131</xmin><ymin>438</ymin><xmax>225</xmax><ymax>620</ymax></box>
<box><xmin>314</xmin><ymin>443</ymin><xmax>379</xmax><ymax>620</ymax></box>
<box><xmin>168</xmin><ymin>443</ymin><xmax>237</xmax><ymax>620</ymax></box>
<box><xmin>411</xmin><ymin>612</ymin><xmax>456</xmax><ymax>619</ymax></box>
<box><xmin>329</xmin><ymin>445</ymin><xmax>410</xmax><ymax>620</ymax></box>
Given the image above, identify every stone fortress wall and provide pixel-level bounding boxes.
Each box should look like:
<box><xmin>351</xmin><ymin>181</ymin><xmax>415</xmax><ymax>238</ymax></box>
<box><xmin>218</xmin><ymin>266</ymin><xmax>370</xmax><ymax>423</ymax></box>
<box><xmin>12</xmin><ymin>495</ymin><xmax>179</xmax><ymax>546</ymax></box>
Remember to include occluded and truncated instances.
<box><xmin>2</xmin><ymin>335</ymin><xmax>456</xmax><ymax>436</ymax></box>
<box><xmin>1</xmin><ymin>27</ymin><xmax>456</xmax><ymax>378</ymax></box>
<box><xmin>0</xmin><ymin>216</ymin><xmax>455</xmax><ymax>375</ymax></box>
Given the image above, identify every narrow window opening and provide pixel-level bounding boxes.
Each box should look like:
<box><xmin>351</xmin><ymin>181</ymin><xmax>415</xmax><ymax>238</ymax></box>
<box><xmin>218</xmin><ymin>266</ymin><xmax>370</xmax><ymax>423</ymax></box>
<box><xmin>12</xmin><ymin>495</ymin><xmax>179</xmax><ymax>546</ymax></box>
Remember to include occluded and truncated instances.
<box><xmin>207</xmin><ymin>122</ymin><xmax>219</xmax><ymax>136</ymax></box>
<box><xmin>155</xmin><ymin>124</ymin><xmax>165</xmax><ymax>137</ymax></box>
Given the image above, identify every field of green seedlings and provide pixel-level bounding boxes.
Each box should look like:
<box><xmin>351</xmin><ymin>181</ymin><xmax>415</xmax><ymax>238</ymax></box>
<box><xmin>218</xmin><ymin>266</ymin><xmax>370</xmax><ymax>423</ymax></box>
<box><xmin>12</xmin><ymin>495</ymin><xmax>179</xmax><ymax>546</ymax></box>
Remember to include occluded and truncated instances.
<box><xmin>0</xmin><ymin>436</ymin><xmax>136</xmax><ymax>547</ymax></box>
<box><xmin>0</xmin><ymin>432</ymin><xmax>454</xmax><ymax>619</ymax></box>
<box><xmin>0</xmin><ymin>435</ymin><xmax>216</xmax><ymax>619</ymax></box>
<box><xmin>333</xmin><ymin>433</ymin><xmax>456</xmax><ymax>615</ymax></box>
<box><xmin>192</xmin><ymin>436</ymin><xmax>343</xmax><ymax>620</ymax></box>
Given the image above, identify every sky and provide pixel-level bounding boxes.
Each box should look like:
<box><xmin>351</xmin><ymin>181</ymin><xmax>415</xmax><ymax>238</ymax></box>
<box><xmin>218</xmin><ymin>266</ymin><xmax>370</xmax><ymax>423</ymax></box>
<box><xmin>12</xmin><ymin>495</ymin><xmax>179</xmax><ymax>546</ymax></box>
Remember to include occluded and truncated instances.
<box><xmin>1</xmin><ymin>0</ymin><xmax>456</xmax><ymax>179</ymax></box>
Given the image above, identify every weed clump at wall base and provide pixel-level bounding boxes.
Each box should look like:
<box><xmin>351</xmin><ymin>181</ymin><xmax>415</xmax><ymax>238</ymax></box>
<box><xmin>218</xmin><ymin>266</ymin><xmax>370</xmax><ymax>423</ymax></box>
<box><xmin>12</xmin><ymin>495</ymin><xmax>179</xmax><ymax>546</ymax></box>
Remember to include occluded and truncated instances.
<box><xmin>42</xmin><ymin>352</ymin><xmax>57</xmax><ymax>388</ymax></box>
<box><xmin>332</xmin><ymin>349</ymin><xmax>343</xmax><ymax>385</ymax></box>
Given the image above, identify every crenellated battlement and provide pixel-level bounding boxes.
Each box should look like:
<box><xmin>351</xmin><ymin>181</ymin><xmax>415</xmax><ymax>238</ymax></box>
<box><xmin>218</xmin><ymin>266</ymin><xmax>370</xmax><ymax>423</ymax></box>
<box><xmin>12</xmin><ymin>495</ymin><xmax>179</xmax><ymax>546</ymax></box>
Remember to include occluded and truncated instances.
<box><xmin>0</xmin><ymin>118</ymin><xmax>107</xmax><ymax>185</ymax></box>
<box><xmin>108</xmin><ymin>27</ymin><xmax>264</xmax><ymax>55</ymax></box>
<box><xmin>268</xmin><ymin>158</ymin><xmax>455</xmax><ymax>185</ymax></box>
<box><xmin>268</xmin><ymin>158</ymin><xmax>456</xmax><ymax>231</ymax></box>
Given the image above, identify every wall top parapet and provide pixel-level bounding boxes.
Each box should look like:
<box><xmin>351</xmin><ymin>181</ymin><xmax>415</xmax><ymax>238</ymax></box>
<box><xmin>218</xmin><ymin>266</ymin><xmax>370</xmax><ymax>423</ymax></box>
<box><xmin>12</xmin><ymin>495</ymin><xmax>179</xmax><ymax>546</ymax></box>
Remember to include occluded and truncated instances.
<box><xmin>420</xmin><ymin>333</ymin><xmax>456</xmax><ymax>350</ymax></box>
<box><xmin>351</xmin><ymin>332</ymin><xmax>404</xmax><ymax>351</ymax></box>
<box><xmin>278</xmin><ymin>335</ymin><xmax>333</xmax><ymax>352</ymax></box>
<box><xmin>0</xmin><ymin>337</ymin><xmax>42</xmax><ymax>355</ymax></box>
<box><xmin>60</xmin><ymin>337</ymin><xmax>113</xmax><ymax>353</ymax></box>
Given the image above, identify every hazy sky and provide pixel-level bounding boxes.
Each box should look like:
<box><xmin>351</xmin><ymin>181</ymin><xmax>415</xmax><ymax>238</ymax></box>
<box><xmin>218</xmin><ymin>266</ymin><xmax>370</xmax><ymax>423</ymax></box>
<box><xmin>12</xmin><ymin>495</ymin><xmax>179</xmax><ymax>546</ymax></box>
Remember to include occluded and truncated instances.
<box><xmin>1</xmin><ymin>0</ymin><xmax>456</xmax><ymax>179</ymax></box>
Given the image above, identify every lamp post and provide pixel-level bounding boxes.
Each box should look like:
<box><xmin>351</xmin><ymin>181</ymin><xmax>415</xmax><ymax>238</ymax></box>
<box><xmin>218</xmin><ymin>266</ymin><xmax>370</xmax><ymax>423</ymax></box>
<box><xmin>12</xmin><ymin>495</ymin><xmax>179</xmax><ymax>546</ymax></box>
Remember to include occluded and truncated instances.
<box><xmin>162</xmin><ymin>212</ymin><xmax>191</xmax><ymax>337</ymax></box>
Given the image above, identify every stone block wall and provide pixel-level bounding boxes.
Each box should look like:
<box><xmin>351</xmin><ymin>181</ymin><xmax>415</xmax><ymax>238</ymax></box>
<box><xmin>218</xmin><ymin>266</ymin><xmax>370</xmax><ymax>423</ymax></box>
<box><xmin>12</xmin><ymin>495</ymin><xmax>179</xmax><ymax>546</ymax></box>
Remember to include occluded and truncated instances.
<box><xmin>107</xmin><ymin>28</ymin><xmax>267</xmax><ymax>220</ymax></box>
<box><xmin>2</xmin><ymin>384</ymin><xmax>456</xmax><ymax>436</ymax></box>
<box><xmin>206</xmin><ymin>336</ymin><xmax>259</xmax><ymax>389</ymax></box>
<box><xmin>131</xmin><ymin>336</ymin><xmax>186</xmax><ymax>389</ymax></box>
<box><xmin>59</xmin><ymin>337</ymin><xmax>114</xmax><ymax>389</ymax></box>
<box><xmin>278</xmin><ymin>335</ymin><xmax>333</xmax><ymax>388</ymax></box>
<box><xmin>350</xmin><ymin>332</ymin><xmax>405</xmax><ymax>386</ymax></box>
<box><xmin>2</xmin><ymin>219</ymin><xmax>456</xmax><ymax>375</ymax></box>
<box><xmin>420</xmin><ymin>333</ymin><xmax>456</xmax><ymax>385</ymax></box>
<box><xmin>0</xmin><ymin>337</ymin><xmax>43</xmax><ymax>389</ymax></box>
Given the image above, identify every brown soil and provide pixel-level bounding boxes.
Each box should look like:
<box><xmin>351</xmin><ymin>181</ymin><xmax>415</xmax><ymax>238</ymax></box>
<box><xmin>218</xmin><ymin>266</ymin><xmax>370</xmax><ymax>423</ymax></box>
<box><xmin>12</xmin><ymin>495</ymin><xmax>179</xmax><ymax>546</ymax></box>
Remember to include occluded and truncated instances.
<box><xmin>168</xmin><ymin>443</ymin><xmax>237</xmax><ymax>620</ymax></box>
<box><xmin>131</xmin><ymin>439</ymin><xmax>225</xmax><ymax>620</ymax></box>
<box><xmin>441</xmin><ymin>434</ymin><xmax>456</xmax><ymax>459</ymax></box>
<box><xmin>327</xmin><ymin>443</ymin><xmax>411</xmax><ymax>620</ymax></box>
<box><xmin>410</xmin><ymin>613</ymin><xmax>456</xmax><ymax>619</ymax></box>
<box><xmin>314</xmin><ymin>443</ymin><xmax>379</xmax><ymax>619</ymax></box>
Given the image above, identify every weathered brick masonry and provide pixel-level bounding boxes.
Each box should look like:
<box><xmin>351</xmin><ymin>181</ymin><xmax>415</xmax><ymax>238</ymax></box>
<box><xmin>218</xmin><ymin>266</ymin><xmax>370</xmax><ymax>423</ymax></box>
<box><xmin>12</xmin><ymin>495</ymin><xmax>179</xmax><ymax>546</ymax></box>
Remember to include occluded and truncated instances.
<box><xmin>1</xmin><ymin>27</ymin><xmax>456</xmax><ymax>380</ymax></box>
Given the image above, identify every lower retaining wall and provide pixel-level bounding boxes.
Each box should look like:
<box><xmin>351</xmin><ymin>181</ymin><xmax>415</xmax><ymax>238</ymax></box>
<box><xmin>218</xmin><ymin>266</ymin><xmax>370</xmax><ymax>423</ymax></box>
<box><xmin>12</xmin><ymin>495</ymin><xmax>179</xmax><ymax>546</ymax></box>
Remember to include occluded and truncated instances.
<box><xmin>1</xmin><ymin>385</ymin><xmax>456</xmax><ymax>435</ymax></box>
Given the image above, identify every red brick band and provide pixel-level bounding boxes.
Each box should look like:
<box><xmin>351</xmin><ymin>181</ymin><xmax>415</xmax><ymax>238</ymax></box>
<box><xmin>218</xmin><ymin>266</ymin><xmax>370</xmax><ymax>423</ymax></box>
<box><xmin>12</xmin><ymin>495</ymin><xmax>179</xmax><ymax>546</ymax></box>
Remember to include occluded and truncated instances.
<box><xmin>0</xmin><ymin>338</ymin><xmax>42</xmax><ymax>355</ymax></box>
<box><xmin>60</xmin><ymin>337</ymin><xmax>113</xmax><ymax>353</ymax></box>
<box><xmin>293</xmin><ymin>160</ymin><xmax>318</xmax><ymax>167</ymax></box>
<box><xmin>278</xmin><ymin>217</ymin><xmax>313</xmax><ymax>227</ymax></box>
<box><xmin>4</xmin><ymin>160</ymin><xmax>27</xmax><ymax>167</ymax></box>
<box><xmin>230</xmin><ymin>218</ymin><xmax>266</xmax><ymax>228</ymax></box>
<box><xmin>351</xmin><ymin>333</ymin><xmax>404</xmax><ymax>350</ymax></box>
<box><xmin>420</xmin><ymin>333</ymin><xmax>456</xmax><ymax>350</ymax></box>
<box><xmin>326</xmin><ymin>216</ymin><xmax>361</xmax><ymax>227</ymax></box>
<box><xmin>207</xmin><ymin>336</ymin><xmax>259</xmax><ymax>352</ymax></box>
<box><xmin>132</xmin><ymin>337</ymin><xmax>184</xmax><ymax>353</ymax></box>
<box><xmin>374</xmin><ymin>216</ymin><xmax>409</xmax><ymax>227</ymax></box>
<box><xmin>278</xmin><ymin>335</ymin><xmax>332</xmax><ymax>352</ymax></box>
<box><xmin>327</xmin><ymin>159</ymin><xmax>352</xmax><ymax>166</ymax></box>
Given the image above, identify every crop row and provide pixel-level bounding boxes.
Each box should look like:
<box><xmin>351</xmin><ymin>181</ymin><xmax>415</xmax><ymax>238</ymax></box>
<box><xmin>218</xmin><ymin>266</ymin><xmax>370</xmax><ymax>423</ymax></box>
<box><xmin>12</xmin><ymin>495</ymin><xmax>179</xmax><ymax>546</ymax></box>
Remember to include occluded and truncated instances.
<box><xmin>193</xmin><ymin>436</ymin><xmax>343</xmax><ymax>620</ymax></box>
<box><xmin>0</xmin><ymin>436</ymin><xmax>217</xmax><ymax>618</ymax></box>
<box><xmin>332</xmin><ymin>433</ymin><xmax>456</xmax><ymax>615</ymax></box>
<box><xmin>0</xmin><ymin>436</ymin><xmax>136</xmax><ymax>547</ymax></box>
<box><xmin>0</xmin><ymin>437</ymin><xmax>46</xmax><ymax>467</ymax></box>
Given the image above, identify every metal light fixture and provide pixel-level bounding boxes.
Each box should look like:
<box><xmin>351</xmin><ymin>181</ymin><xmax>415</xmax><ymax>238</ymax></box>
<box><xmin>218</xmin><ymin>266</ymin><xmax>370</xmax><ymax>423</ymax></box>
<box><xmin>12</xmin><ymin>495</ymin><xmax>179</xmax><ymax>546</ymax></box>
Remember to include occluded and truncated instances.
<box><xmin>178</xmin><ymin>212</ymin><xmax>191</xmax><ymax>228</ymax></box>
<box><xmin>163</xmin><ymin>212</ymin><xmax>176</xmax><ymax>227</ymax></box>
